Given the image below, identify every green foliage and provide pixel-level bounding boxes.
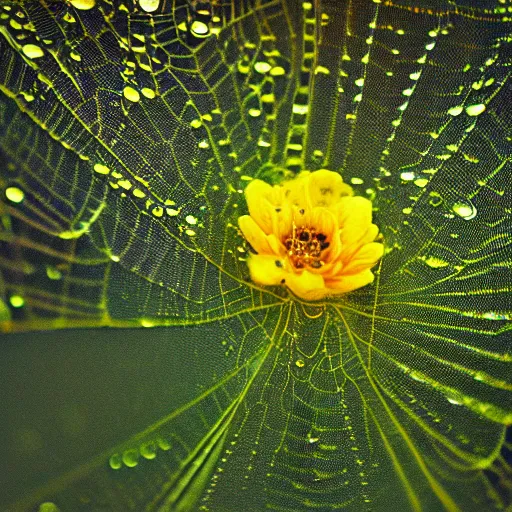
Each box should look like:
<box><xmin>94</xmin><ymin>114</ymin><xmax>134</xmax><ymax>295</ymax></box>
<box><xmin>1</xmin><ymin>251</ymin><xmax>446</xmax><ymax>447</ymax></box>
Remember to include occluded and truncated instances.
<box><xmin>0</xmin><ymin>0</ymin><xmax>511</xmax><ymax>510</ymax></box>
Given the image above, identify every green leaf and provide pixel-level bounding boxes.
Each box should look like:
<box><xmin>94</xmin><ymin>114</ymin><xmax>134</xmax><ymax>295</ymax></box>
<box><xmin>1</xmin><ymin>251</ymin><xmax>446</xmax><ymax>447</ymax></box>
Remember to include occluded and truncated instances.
<box><xmin>1</xmin><ymin>1</ymin><xmax>511</xmax><ymax>511</ymax></box>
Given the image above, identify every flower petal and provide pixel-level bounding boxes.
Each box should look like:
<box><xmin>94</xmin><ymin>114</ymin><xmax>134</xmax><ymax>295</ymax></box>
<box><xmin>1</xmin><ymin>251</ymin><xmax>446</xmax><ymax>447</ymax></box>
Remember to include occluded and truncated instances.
<box><xmin>247</xmin><ymin>254</ymin><xmax>287</xmax><ymax>286</ymax></box>
<box><xmin>306</xmin><ymin>169</ymin><xmax>353</xmax><ymax>207</ymax></box>
<box><xmin>245</xmin><ymin>179</ymin><xmax>282</xmax><ymax>234</ymax></box>
<box><xmin>268</xmin><ymin>233</ymin><xmax>286</xmax><ymax>256</ymax></box>
<box><xmin>308</xmin><ymin>207</ymin><xmax>338</xmax><ymax>237</ymax></box>
<box><xmin>338</xmin><ymin>196</ymin><xmax>373</xmax><ymax>246</ymax></box>
<box><xmin>326</xmin><ymin>269</ymin><xmax>375</xmax><ymax>294</ymax></box>
<box><xmin>285</xmin><ymin>270</ymin><xmax>326</xmax><ymax>300</ymax></box>
<box><xmin>238</xmin><ymin>215</ymin><xmax>273</xmax><ymax>254</ymax></box>
<box><xmin>282</xmin><ymin>172</ymin><xmax>310</xmax><ymax>210</ymax></box>
<box><xmin>342</xmin><ymin>242</ymin><xmax>384</xmax><ymax>274</ymax></box>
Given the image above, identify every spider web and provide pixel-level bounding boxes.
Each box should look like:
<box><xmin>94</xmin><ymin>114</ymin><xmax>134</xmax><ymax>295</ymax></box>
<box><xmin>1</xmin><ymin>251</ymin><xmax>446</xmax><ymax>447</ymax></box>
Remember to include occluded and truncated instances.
<box><xmin>0</xmin><ymin>0</ymin><xmax>511</xmax><ymax>510</ymax></box>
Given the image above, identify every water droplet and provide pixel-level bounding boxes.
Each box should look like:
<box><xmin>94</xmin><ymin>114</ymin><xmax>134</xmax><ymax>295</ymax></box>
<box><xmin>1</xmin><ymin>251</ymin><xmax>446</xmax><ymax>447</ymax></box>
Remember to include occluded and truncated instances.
<box><xmin>22</xmin><ymin>44</ymin><xmax>44</xmax><ymax>59</ymax></box>
<box><xmin>140</xmin><ymin>442</ymin><xmax>157</xmax><ymax>460</ymax></box>
<box><xmin>123</xmin><ymin>86</ymin><xmax>140</xmax><ymax>103</ymax></box>
<box><xmin>447</xmin><ymin>105</ymin><xmax>463</xmax><ymax>116</ymax></box>
<box><xmin>414</xmin><ymin>178</ymin><xmax>428</xmax><ymax>188</ymax></box>
<box><xmin>292</xmin><ymin>104</ymin><xmax>308</xmax><ymax>115</ymax></box>
<box><xmin>139</xmin><ymin>0</ymin><xmax>159</xmax><ymax>12</ymax></box>
<box><xmin>400</xmin><ymin>172</ymin><xmax>415</xmax><ymax>181</ymax></box>
<box><xmin>109</xmin><ymin>453</ymin><xmax>122</xmax><ymax>470</ymax></box>
<box><xmin>465</xmin><ymin>103</ymin><xmax>486</xmax><ymax>116</ymax></box>
<box><xmin>46</xmin><ymin>266</ymin><xmax>62</xmax><ymax>280</ymax></box>
<box><xmin>254</xmin><ymin>61</ymin><xmax>271</xmax><ymax>74</ymax></box>
<box><xmin>5</xmin><ymin>186</ymin><xmax>24</xmax><ymax>203</ymax></box>
<box><xmin>69</xmin><ymin>0</ymin><xmax>96</xmax><ymax>9</ymax></box>
<box><xmin>122</xmin><ymin>449</ymin><xmax>139</xmax><ymax>467</ymax></box>
<box><xmin>423</xmin><ymin>256</ymin><xmax>449</xmax><ymax>268</ymax></box>
<box><xmin>9</xmin><ymin>295</ymin><xmax>24</xmax><ymax>308</ymax></box>
<box><xmin>191</xmin><ymin>21</ymin><xmax>209</xmax><ymax>37</ymax></box>
<box><xmin>315</xmin><ymin>65</ymin><xmax>330</xmax><ymax>75</ymax></box>
<box><xmin>38</xmin><ymin>503</ymin><xmax>60</xmax><ymax>512</ymax></box>
<box><xmin>152</xmin><ymin>206</ymin><xmax>164</xmax><ymax>217</ymax></box>
<box><xmin>270</xmin><ymin>66</ymin><xmax>286</xmax><ymax>76</ymax></box>
<box><xmin>452</xmin><ymin>201</ymin><xmax>476</xmax><ymax>220</ymax></box>
<box><xmin>93</xmin><ymin>163</ymin><xmax>110</xmax><ymax>175</ymax></box>
<box><xmin>141</xmin><ymin>88</ymin><xmax>156</xmax><ymax>99</ymax></box>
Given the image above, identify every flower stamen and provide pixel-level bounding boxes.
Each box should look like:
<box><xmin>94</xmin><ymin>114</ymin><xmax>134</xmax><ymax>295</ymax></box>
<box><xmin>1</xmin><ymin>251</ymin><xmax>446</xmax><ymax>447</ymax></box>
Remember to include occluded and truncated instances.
<box><xmin>284</xmin><ymin>223</ymin><xmax>329</xmax><ymax>269</ymax></box>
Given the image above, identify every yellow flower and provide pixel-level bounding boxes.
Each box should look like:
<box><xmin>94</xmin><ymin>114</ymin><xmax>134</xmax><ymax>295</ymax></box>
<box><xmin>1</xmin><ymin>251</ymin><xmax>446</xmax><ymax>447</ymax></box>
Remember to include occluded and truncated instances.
<box><xmin>238</xmin><ymin>170</ymin><xmax>384</xmax><ymax>301</ymax></box>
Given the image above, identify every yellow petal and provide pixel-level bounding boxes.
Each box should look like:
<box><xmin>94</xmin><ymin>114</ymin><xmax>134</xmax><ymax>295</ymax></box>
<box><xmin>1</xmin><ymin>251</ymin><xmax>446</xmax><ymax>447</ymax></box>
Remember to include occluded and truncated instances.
<box><xmin>285</xmin><ymin>270</ymin><xmax>326</xmax><ymax>300</ymax></box>
<box><xmin>339</xmin><ymin>196</ymin><xmax>373</xmax><ymax>246</ymax></box>
<box><xmin>247</xmin><ymin>254</ymin><xmax>287</xmax><ymax>286</ymax></box>
<box><xmin>307</xmin><ymin>207</ymin><xmax>338</xmax><ymax>237</ymax></box>
<box><xmin>326</xmin><ymin>269</ymin><xmax>375</xmax><ymax>294</ymax></box>
<box><xmin>244</xmin><ymin>180</ymin><xmax>279</xmax><ymax>234</ymax></box>
<box><xmin>361</xmin><ymin>223</ymin><xmax>380</xmax><ymax>245</ymax></box>
<box><xmin>268</xmin><ymin>233</ymin><xmax>286</xmax><ymax>256</ymax></box>
<box><xmin>306</xmin><ymin>169</ymin><xmax>353</xmax><ymax>207</ymax></box>
<box><xmin>238</xmin><ymin>215</ymin><xmax>273</xmax><ymax>254</ymax></box>
<box><xmin>342</xmin><ymin>243</ymin><xmax>384</xmax><ymax>274</ymax></box>
<box><xmin>272</xmin><ymin>203</ymin><xmax>293</xmax><ymax>242</ymax></box>
<box><xmin>282</xmin><ymin>172</ymin><xmax>310</xmax><ymax>209</ymax></box>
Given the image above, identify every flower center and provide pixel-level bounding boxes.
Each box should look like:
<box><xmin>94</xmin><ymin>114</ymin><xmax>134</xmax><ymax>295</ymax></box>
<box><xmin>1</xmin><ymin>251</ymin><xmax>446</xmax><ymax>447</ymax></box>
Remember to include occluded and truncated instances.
<box><xmin>284</xmin><ymin>225</ymin><xmax>330</xmax><ymax>269</ymax></box>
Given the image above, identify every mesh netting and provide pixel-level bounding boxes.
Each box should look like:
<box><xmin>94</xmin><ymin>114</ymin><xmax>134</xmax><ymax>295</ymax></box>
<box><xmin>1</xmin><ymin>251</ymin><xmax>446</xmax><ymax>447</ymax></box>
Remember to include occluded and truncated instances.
<box><xmin>0</xmin><ymin>1</ymin><xmax>511</xmax><ymax>510</ymax></box>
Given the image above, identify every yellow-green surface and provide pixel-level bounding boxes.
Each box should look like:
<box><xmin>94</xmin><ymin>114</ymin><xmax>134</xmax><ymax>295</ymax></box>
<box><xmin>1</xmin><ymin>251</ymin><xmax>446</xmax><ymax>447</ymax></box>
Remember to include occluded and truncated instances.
<box><xmin>0</xmin><ymin>1</ymin><xmax>511</xmax><ymax>511</ymax></box>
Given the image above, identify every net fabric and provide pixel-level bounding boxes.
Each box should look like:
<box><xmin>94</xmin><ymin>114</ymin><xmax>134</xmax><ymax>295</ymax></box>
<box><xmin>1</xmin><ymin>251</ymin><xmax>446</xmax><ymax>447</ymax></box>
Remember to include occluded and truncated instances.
<box><xmin>0</xmin><ymin>0</ymin><xmax>510</xmax><ymax>510</ymax></box>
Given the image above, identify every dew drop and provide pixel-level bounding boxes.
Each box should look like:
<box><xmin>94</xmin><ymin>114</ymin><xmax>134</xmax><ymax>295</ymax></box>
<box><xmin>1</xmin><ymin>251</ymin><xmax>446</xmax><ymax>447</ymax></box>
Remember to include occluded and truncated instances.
<box><xmin>270</xmin><ymin>66</ymin><xmax>286</xmax><ymax>76</ymax></box>
<box><xmin>122</xmin><ymin>449</ymin><xmax>139</xmax><ymax>467</ymax></box>
<box><xmin>139</xmin><ymin>0</ymin><xmax>159</xmax><ymax>12</ymax></box>
<box><xmin>140</xmin><ymin>442</ymin><xmax>157</xmax><ymax>460</ymax></box>
<box><xmin>141</xmin><ymin>88</ymin><xmax>156</xmax><ymax>99</ymax></box>
<box><xmin>423</xmin><ymin>256</ymin><xmax>449</xmax><ymax>268</ymax></box>
<box><xmin>191</xmin><ymin>21</ymin><xmax>209</xmax><ymax>37</ymax></box>
<box><xmin>9</xmin><ymin>295</ymin><xmax>24</xmax><ymax>308</ymax></box>
<box><xmin>447</xmin><ymin>105</ymin><xmax>463</xmax><ymax>116</ymax></box>
<box><xmin>123</xmin><ymin>86</ymin><xmax>140</xmax><ymax>103</ymax></box>
<box><xmin>109</xmin><ymin>453</ymin><xmax>122</xmax><ymax>470</ymax></box>
<box><xmin>5</xmin><ymin>186</ymin><xmax>24</xmax><ymax>203</ymax></box>
<box><xmin>46</xmin><ymin>266</ymin><xmax>62</xmax><ymax>280</ymax></box>
<box><xmin>465</xmin><ymin>103</ymin><xmax>486</xmax><ymax>117</ymax></box>
<box><xmin>94</xmin><ymin>163</ymin><xmax>110</xmax><ymax>175</ymax></box>
<box><xmin>400</xmin><ymin>172</ymin><xmax>415</xmax><ymax>181</ymax></box>
<box><xmin>414</xmin><ymin>178</ymin><xmax>428</xmax><ymax>188</ymax></box>
<box><xmin>452</xmin><ymin>201</ymin><xmax>477</xmax><ymax>220</ymax></box>
<box><xmin>22</xmin><ymin>44</ymin><xmax>44</xmax><ymax>59</ymax></box>
<box><xmin>38</xmin><ymin>503</ymin><xmax>60</xmax><ymax>512</ymax></box>
<box><xmin>254</xmin><ymin>61</ymin><xmax>271</xmax><ymax>74</ymax></box>
<box><xmin>69</xmin><ymin>0</ymin><xmax>96</xmax><ymax>9</ymax></box>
